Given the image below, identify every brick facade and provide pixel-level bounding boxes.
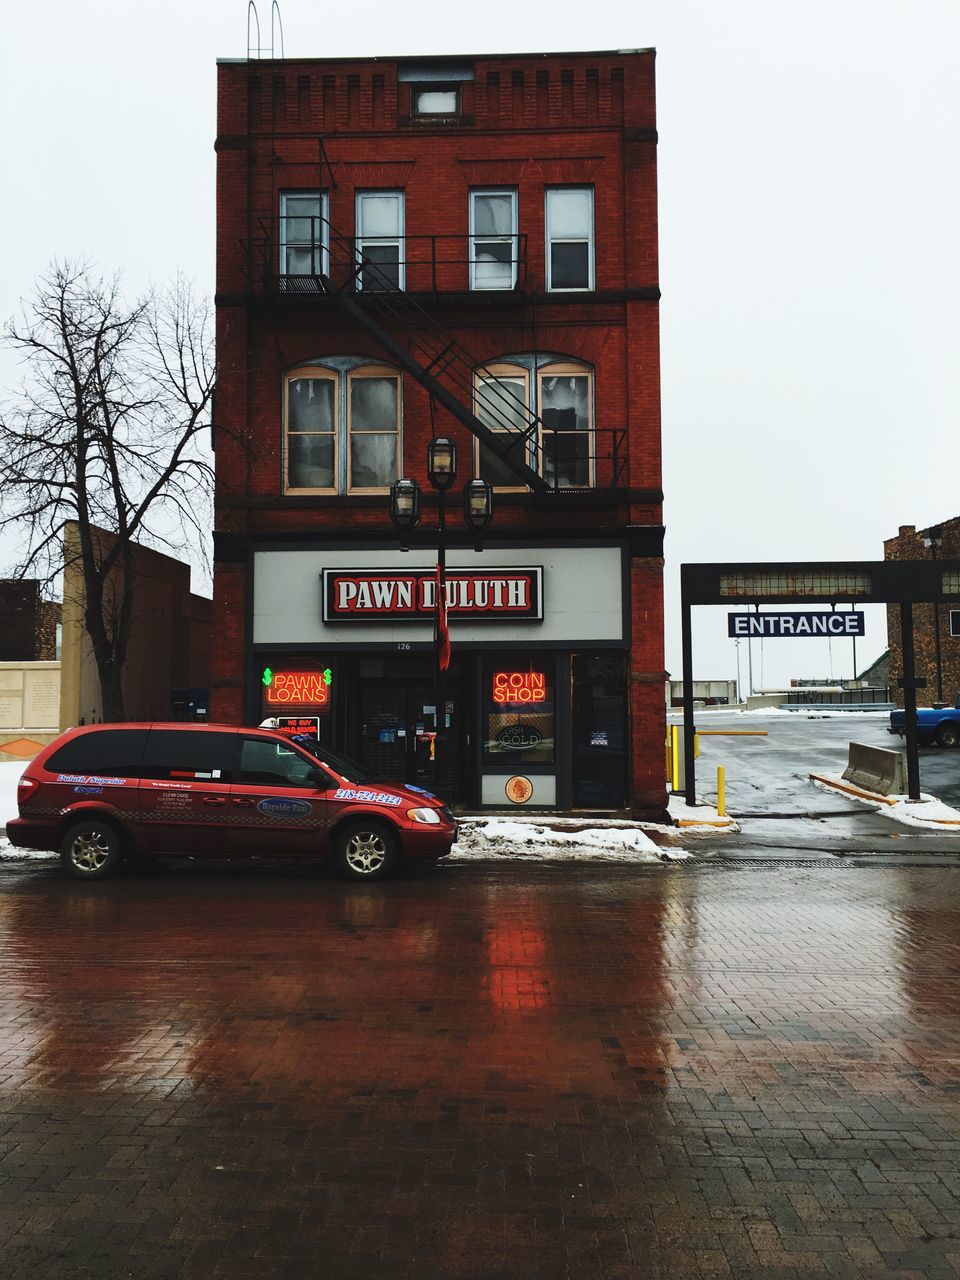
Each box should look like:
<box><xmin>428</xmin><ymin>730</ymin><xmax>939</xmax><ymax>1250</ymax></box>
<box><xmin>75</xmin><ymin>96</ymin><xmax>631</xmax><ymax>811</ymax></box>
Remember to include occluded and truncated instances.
<box><xmin>885</xmin><ymin>521</ymin><xmax>960</xmax><ymax>707</ymax></box>
<box><xmin>213</xmin><ymin>49</ymin><xmax>666</xmax><ymax>815</ymax></box>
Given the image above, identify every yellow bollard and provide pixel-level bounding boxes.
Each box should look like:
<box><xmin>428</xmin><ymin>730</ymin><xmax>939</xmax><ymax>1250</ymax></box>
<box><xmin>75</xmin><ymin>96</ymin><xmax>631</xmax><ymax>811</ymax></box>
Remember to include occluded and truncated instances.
<box><xmin>717</xmin><ymin>765</ymin><xmax>726</xmax><ymax>817</ymax></box>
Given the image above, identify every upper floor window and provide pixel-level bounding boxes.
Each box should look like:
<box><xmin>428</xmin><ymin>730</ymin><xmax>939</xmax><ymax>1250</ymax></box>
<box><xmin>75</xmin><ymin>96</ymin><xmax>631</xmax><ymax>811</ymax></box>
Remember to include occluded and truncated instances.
<box><xmin>284</xmin><ymin>362</ymin><xmax>401</xmax><ymax>495</ymax></box>
<box><xmin>356</xmin><ymin>191</ymin><xmax>404</xmax><ymax>291</ymax></box>
<box><xmin>280</xmin><ymin>192</ymin><xmax>328</xmax><ymax>277</ymax></box>
<box><xmin>473</xmin><ymin>357</ymin><xmax>594</xmax><ymax>490</ymax></box>
<box><xmin>474</xmin><ymin>363</ymin><xmax>531</xmax><ymax>491</ymax></box>
<box><xmin>545</xmin><ymin>188</ymin><xmax>594</xmax><ymax>291</ymax></box>
<box><xmin>470</xmin><ymin>189</ymin><xmax>518</xmax><ymax>291</ymax></box>
<box><xmin>412</xmin><ymin>84</ymin><xmax>460</xmax><ymax>116</ymax></box>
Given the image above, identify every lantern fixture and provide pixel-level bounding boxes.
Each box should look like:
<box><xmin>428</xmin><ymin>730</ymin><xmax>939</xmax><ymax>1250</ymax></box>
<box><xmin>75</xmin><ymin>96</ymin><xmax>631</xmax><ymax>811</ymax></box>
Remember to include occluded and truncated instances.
<box><xmin>427</xmin><ymin>437</ymin><xmax>457</xmax><ymax>491</ymax></box>
<box><xmin>389</xmin><ymin>477</ymin><xmax>421</xmax><ymax>550</ymax></box>
<box><xmin>463</xmin><ymin>478</ymin><xmax>493</xmax><ymax>550</ymax></box>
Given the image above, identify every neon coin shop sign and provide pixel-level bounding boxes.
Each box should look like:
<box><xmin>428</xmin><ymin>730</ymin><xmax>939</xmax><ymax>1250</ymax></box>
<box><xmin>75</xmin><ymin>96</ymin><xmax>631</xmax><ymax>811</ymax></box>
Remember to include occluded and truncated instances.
<box><xmin>262</xmin><ymin>668</ymin><xmax>332</xmax><ymax>705</ymax></box>
<box><xmin>492</xmin><ymin>672</ymin><xmax>547</xmax><ymax>704</ymax></box>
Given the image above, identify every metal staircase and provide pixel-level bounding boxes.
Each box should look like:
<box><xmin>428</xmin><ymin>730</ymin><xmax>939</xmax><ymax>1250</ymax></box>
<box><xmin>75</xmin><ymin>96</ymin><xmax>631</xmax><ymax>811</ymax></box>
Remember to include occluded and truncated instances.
<box><xmin>320</xmin><ymin>219</ymin><xmax>549</xmax><ymax>492</ymax></box>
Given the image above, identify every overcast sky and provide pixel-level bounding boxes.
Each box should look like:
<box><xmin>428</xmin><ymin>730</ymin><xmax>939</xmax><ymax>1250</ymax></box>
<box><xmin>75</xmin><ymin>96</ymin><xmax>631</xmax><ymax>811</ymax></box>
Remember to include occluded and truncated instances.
<box><xmin>1</xmin><ymin>0</ymin><xmax>957</xmax><ymax>690</ymax></box>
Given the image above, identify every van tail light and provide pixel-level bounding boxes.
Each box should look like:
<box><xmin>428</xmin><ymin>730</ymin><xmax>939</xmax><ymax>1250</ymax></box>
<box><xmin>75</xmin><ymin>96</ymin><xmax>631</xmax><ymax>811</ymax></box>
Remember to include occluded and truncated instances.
<box><xmin>17</xmin><ymin>777</ymin><xmax>37</xmax><ymax>795</ymax></box>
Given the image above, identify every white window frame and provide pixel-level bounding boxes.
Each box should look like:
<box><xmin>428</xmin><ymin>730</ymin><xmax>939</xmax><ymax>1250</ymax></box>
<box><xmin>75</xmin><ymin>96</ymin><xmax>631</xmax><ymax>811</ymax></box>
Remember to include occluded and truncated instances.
<box><xmin>411</xmin><ymin>84</ymin><xmax>460</xmax><ymax>116</ymax></box>
<box><xmin>279</xmin><ymin>192</ymin><xmax>329</xmax><ymax>278</ymax></box>
<box><xmin>950</xmin><ymin>609</ymin><xmax>960</xmax><ymax>639</ymax></box>
<box><xmin>473</xmin><ymin>363</ymin><xmax>532</xmax><ymax>493</ymax></box>
<box><xmin>469</xmin><ymin>189</ymin><xmax>518</xmax><ymax>291</ymax></box>
<box><xmin>537</xmin><ymin>361</ymin><xmax>595</xmax><ymax>489</ymax></box>
<box><xmin>356</xmin><ymin>191</ymin><xmax>405</xmax><ymax>291</ymax></box>
<box><xmin>283</xmin><ymin>365</ymin><xmax>338</xmax><ymax>495</ymax></box>
<box><xmin>346</xmin><ymin>366</ymin><xmax>402</xmax><ymax>495</ymax></box>
<box><xmin>283</xmin><ymin>362</ymin><xmax>402</xmax><ymax>496</ymax></box>
<box><xmin>545</xmin><ymin>187</ymin><xmax>595</xmax><ymax>292</ymax></box>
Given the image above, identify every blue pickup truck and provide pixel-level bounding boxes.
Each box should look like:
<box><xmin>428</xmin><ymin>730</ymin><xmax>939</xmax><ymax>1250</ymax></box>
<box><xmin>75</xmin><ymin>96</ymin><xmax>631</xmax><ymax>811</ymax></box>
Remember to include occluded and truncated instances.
<box><xmin>889</xmin><ymin>695</ymin><xmax>960</xmax><ymax>747</ymax></box>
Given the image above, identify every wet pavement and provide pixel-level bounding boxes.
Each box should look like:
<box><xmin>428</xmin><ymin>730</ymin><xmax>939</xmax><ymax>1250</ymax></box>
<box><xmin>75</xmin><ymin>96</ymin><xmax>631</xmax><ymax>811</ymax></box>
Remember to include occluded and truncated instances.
<box><xmin>5</xmin><ymin>855</ymin><xmax>960</xmax><ymax>1278</ymax></box>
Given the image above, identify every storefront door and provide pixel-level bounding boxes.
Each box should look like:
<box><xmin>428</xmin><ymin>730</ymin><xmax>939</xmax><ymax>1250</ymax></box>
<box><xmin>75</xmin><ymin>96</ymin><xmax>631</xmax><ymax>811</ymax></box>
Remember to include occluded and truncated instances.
<box><xmin>357</xmin><ymin>679</ymin><xmax>460</xmax><ymax>799</ymax></box>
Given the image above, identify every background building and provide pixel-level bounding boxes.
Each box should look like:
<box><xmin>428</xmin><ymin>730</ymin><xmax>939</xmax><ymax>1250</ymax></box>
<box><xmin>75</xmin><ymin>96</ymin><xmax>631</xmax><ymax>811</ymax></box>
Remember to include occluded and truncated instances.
<box><xmin>59</xmin><ymin>524</ymin><xmax>212</xmax><ymax>728</ymax></box>
<box><xmin>213</xmin><ymin>49</ymin><xmax>666</xmax><ymax>814</ymax></box>
<box><xmin>885</xmin><ymin>520</ymin><xmax>960</xmax><ymax>707</ymax></box>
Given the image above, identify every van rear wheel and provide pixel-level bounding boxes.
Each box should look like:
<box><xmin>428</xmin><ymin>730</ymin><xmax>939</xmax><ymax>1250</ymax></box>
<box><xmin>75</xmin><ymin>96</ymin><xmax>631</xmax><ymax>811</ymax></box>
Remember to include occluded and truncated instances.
<box><xmin>334</xmin><ymin>821</ymin><xmax>397</xmax><ymax>881</ymax></box>
<box><xmin>59</xmin><ymin>819</ymin><xmax>123</xmax><ymax>880</ymax></box>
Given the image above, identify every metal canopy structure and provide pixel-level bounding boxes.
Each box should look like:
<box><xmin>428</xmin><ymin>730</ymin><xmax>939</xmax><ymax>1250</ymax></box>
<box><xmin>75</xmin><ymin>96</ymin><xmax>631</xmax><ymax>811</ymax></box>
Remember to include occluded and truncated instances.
<box><xmin>680</xmin><ymin>560</ymin><xmax>960</xmax><ymax>804</ymax></box>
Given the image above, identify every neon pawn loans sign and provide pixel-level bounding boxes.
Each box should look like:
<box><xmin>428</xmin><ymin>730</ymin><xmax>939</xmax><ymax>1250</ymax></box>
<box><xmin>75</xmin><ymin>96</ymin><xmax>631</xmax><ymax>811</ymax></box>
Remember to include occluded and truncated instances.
<box><xmin>262</xmin><ymin>667</ymin><xmax>332</xmax><ymax>706</ymax></box>
<box><xmin>492</xmin><ymin>671</ymin><xmax>547</xmax><ymax>704</ymax></box>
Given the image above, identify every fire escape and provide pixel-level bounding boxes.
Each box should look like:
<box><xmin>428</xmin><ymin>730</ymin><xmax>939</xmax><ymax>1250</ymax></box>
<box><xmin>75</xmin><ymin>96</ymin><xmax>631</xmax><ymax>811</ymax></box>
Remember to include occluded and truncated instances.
<box><xmin>244</xmin><ymin>200</ymin><xmax>627</xmax><ymax>495</ymax></box>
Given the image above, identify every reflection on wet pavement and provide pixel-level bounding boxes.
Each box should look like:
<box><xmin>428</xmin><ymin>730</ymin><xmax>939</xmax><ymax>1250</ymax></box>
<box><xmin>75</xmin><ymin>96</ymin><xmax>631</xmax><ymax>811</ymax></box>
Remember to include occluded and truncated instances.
<box><xmin>3</xmin><ymin>858</ymin><xmax>960</xmax><ymax>1277</ymax></box>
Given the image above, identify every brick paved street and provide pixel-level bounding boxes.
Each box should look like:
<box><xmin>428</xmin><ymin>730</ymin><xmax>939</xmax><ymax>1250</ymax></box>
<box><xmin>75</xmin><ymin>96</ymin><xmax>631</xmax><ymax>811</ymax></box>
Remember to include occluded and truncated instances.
<box><xmin>3</xmin><ymin>856</ymin><xmax>960</xmax><ymax>1278</ymax></box>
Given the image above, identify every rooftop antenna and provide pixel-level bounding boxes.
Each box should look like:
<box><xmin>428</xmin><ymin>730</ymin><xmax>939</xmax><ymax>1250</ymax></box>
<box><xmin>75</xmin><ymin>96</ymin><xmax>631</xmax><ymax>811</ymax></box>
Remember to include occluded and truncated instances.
<box><xmin>247</xmin><ymin>1</ymin><xmax>285</xmax><ymax>59</ymax></box>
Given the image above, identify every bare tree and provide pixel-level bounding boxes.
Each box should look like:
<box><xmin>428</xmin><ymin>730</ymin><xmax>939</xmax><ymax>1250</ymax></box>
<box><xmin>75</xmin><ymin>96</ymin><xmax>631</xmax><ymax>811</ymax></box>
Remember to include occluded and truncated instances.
<box><xmin>0</xmin><ymin>261</ymin><xmax>215</xmax><ymax>721</ymax></box>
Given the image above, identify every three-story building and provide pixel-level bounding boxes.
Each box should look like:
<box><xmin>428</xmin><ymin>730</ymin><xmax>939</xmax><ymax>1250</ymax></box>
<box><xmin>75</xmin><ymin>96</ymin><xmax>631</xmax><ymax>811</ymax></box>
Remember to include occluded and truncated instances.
<box><xmin>213</xmin><ymin>48</ymin><xmax>666</xmax><ymax>815</ymax></box>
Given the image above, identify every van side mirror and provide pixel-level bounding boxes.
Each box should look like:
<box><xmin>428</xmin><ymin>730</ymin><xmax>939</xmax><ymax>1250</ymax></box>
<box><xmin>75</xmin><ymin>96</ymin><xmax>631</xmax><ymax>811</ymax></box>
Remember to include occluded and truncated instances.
<box><xmin>307</xmin><ymin>766</ymin><xmax>333</xmax><ymax>789</ymax></box>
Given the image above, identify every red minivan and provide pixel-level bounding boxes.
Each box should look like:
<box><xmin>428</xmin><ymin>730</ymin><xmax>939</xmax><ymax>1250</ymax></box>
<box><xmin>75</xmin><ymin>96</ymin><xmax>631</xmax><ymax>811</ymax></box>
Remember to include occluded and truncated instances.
<box><xmin>6</xmin><ymin>723</ymin><xmax>457</xmax><ymax>881</ymax></box>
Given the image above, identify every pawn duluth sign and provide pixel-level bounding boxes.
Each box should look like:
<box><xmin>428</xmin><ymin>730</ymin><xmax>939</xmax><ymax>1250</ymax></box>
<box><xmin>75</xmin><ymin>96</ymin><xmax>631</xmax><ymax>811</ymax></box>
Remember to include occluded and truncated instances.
<box><xmin>727</xmin><ymin>612</ymin><xmax>865</xmax><ymax>638</ymax></box>
<box><xmin>322</xmin><ymin>568</ymin><xmax>543</xmax><ymax>623</ymax></box>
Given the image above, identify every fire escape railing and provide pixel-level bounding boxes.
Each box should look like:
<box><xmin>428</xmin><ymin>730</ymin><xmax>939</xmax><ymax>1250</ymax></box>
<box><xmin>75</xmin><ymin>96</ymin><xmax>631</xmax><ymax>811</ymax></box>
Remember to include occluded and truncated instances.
<box><xmin>241</xmin><ymin>216</ymin><xmax>629</xmax><ymax>494</ymax></box>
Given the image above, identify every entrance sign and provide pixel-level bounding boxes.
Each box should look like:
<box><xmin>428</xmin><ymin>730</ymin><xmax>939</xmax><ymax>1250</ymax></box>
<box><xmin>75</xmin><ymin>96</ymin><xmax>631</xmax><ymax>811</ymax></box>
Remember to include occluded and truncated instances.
<box><xmin>322</xmin><ymin>568</ymin><xmax>543</xmax><ymax>622</ymax></box>
<box><xmin>492</xmin><ymin>671</ymin><xmax>547</xmax><ymax>704</ymax></box>
<box><xmin>727</xmin><ymin>612</ymin><xmax>865</xmax><ymax>638</ymax></box>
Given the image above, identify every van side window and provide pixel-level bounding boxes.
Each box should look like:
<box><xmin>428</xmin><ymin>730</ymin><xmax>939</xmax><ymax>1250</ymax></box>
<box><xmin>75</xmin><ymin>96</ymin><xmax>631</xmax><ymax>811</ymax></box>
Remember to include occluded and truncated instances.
<box><xmin>141</xmin><ymin>731</ymin><xmax>237</xmax><ymax>782</ymax></box>
<box><xmin>238</xmin><ymin>738</ymin><xmax>330</xmax><ymax>789</ymax></box>
<box><xmin>46</xmin><ymin>729</ymin><xmax>147</xmax><ymax>778</ymax></box>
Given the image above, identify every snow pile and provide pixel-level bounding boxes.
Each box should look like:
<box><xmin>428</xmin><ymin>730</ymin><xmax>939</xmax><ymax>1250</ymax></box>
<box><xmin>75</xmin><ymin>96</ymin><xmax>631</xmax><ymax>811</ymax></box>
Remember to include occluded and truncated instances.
<box><xmin>0</xmin><ymin>760</ymin><xmax>23</xmax><ymax>851</ymax></box>
<box><xmin>812</xmin><ymin>773</ymin><xmax>960</xmax><ymax>830</ymax></box>
<box><xmin>450</xmin><ymin>818</ymin><xmax>667</xmax><ymax>862</ymax></box>
<box><xmin>667</xmin><ymin>794</ymin><xmax>739</xmax><ymax>832</ymax></box>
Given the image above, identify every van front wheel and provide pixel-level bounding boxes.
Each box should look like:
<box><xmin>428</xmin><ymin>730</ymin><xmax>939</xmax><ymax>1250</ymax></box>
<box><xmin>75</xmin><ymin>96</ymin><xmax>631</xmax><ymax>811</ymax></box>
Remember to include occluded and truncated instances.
<box><xmin>334</xmin><ymin>821</ymin><xmax>397</xmax><ymax>881</ymax></box>
<box><xmin>59</xmin><ymin>819</ymin><xmax>123</xmax><ymax>880</ymax></box>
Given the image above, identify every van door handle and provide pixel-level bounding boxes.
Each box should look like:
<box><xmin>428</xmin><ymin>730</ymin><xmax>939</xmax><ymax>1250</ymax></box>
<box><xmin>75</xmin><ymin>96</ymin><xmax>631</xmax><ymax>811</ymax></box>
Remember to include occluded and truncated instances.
<box><xmin>231</xmin><ymin>797</ymin><xmax>256</xmax><ymax>807</ymax></box>
<box><xmin>202</xmin><ymin>796</ymin><xmax>227</xmax><ymax>806</ymax></box>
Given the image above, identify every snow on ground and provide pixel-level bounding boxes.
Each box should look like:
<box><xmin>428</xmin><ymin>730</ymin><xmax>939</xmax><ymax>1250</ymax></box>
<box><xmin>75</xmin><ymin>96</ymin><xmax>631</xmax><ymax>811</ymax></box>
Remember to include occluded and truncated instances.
<box><xmin>666</xmin><ymin>794</ymin><xmax>739</xmax><ymax>833</ymax></box>
<box><xmin>812</xmin><ymin>773</ymin><xmax>960</xmax><ymax>831</ymax></box>
<box><xmin>0</xmin><ymin>760</ymin><xmax>54</xmax><ymax>859</ymax></box>
<box><xmin>450</xmin><ymin>818</ymin><xmax>678</xmax><ymax>862</ymax></box>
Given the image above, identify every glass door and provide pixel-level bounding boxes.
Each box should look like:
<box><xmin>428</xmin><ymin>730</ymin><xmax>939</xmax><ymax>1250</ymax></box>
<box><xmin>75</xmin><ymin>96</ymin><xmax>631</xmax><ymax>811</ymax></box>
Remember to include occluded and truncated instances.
<box><xmin>357</xmin><ymin>679</ymin><xmax>462</xmax><ymax>800</ymax></box>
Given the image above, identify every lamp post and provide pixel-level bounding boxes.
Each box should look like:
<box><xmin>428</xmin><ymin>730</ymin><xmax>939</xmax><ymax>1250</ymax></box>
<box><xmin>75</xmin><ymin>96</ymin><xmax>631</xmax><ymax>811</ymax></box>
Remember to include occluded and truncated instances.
<box><xmin>924</xmin><ymin>525</ymin><xmax>945</xmax><ymax>704</ymax></box>
<box><xmin>389</xmin><ymin>444</ymin><xmax>493</xmax><ymax>803</ymax></box>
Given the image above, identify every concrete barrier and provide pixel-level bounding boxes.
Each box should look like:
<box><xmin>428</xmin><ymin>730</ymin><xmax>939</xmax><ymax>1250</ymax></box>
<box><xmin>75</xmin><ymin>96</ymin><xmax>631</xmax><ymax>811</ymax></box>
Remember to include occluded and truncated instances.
<box><xmin>842</xmin><ymin>742</ymin><xmax>907</xmax><ymax>797</ymax></box>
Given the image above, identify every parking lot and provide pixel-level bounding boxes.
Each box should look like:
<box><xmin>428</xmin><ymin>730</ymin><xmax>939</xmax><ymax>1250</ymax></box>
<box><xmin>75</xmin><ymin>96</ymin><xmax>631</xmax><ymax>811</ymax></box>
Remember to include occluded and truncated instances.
<box><xmin>677</xmin><ymin>710</ymin><xmax>960</xmax><ymax>857</ymax></box>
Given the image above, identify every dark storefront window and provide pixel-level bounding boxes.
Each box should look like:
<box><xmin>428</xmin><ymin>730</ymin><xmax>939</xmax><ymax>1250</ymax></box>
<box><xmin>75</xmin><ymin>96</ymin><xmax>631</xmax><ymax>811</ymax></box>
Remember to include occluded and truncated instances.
<box><xmin>482</xmin><ymin>656</ymin><xmax>555</xmax><ymax>766</ymax></box>
<box><xmin>571</xmin><ymin>653</ymin><xmax>626</xmax><ymax>808</ymax></box>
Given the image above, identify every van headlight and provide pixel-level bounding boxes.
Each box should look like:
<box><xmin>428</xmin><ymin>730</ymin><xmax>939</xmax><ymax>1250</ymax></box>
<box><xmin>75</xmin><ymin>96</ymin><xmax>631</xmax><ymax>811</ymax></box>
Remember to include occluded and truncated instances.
<box><xmin>407</xmin><ymin>807</ymin><xmax>441</xmax><ymax>824</ymax></box>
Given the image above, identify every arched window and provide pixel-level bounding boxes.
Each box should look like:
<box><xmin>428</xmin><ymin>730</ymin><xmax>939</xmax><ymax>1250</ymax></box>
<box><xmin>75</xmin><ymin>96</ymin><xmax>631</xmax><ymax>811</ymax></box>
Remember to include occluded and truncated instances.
<box><xmin>473</xmin><ymin>356</ymin><xmax>594</xmax><ymax>490</ymax></box>
<box><xmin>284</xmin><ymin>361</ymin><xmax>401</xmax><ymax>495</ymax></box>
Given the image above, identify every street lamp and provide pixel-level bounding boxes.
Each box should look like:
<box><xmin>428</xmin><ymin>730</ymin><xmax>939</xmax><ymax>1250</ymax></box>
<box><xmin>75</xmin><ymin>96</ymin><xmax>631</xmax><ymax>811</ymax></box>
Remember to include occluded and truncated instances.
<box><xmin>389</xmin><ymin>438</ymin><xmax>492</xmax><ymax>804</ymax></box>
<box><xmin>923</xmin><ymin>525</ymin><xmax>945</xmax><ymax>704</ymax></box>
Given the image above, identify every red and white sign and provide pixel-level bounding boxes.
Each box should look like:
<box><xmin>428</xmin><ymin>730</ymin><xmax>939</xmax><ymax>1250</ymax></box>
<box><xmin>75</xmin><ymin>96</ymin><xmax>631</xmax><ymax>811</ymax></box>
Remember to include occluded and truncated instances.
<box><xmin>322</xmin><ymin>568</ymin><xmax>543</xmax><ymax>623</ymax></box>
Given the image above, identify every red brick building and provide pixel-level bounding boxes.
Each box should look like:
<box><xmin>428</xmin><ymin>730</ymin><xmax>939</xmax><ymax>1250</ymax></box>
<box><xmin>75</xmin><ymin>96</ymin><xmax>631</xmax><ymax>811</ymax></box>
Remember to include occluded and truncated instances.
<box><xmin>212</xmin><ymin>49</ymin><xmax>666</xmax><ymax>815</ymax></box>
<box><xmin>885</xmin><ymin>520</ymin><xmax>960</xmax><ymax>707</ymax></box>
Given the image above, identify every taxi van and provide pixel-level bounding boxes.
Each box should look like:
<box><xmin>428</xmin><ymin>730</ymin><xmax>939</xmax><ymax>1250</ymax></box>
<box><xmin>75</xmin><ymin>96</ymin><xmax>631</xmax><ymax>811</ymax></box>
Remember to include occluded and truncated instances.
<box><xmin>6</xmin><ymin>722</ymin><xmax>457</xmax><ymax>881</ymax></box>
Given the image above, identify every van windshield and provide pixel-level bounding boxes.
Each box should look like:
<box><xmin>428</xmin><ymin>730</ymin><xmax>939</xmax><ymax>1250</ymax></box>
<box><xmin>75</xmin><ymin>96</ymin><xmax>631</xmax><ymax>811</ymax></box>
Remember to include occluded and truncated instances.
<box><xmin>289</xmin><ymin>736</ymin><xmax>375</xmax><ymax>784</ymax></box>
